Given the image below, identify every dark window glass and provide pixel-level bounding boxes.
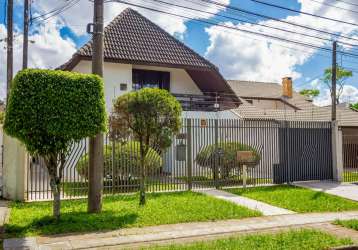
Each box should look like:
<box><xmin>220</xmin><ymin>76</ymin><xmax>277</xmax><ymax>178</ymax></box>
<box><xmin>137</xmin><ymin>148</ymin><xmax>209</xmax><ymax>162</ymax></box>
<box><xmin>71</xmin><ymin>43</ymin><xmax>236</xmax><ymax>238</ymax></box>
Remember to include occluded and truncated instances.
<box><xmin>132</xmin><ymin>69</ymin><xmax>170</xmax><ymax>91</ymax></box>
<box><xmin>120</xmin><ymin>83</ymin><xmax>127</xmax><ymax>91</ymax></box>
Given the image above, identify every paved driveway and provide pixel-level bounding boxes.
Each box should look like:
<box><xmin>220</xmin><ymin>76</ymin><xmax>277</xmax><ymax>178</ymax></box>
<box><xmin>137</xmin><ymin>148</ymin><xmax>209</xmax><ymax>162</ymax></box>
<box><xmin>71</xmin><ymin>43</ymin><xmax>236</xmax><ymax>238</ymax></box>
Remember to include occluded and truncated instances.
<box><xmin>294</xmin><ymin>180</ymin><xmax>358</xmax><ymax>202</ymax></box>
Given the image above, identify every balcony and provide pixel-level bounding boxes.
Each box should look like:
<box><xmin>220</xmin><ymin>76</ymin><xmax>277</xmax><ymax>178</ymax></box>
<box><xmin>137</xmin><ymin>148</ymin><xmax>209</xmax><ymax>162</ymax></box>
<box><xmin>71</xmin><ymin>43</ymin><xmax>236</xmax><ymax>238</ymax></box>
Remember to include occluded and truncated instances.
<box><xmin>172</xmin><ymin>93</ymin><xmax>241</xmax><ymax>112</ymax></box>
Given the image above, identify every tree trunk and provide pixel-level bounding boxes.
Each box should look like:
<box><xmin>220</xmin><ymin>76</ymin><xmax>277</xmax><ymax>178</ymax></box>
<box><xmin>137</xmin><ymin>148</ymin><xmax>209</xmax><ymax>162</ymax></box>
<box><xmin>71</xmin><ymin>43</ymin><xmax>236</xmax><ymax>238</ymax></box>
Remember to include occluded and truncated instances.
<box><xmin>49</xmin><ymin>173</ymin><xmax>61</xmax><ymax>220</ymax></box>
<box><xmin>53</xmin><ymin>184</ymin><xmax>61</xmax><ymax>220</ymax></box>
<box><xmin>46</xmin><ymin>153</ymin><xmax>64</xmax><ymax>220</ymax></box>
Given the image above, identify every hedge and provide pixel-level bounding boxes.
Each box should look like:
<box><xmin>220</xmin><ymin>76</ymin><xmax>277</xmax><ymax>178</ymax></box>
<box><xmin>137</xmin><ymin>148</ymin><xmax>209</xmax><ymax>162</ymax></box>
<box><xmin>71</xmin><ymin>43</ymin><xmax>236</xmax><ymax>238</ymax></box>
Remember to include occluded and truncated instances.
<box><xmin>76</xmin><ymin>141</ymin><xmax>163</xmax><ymax>180</ymax></box>
<box><xmin>196</xmin><ymin>142</ymin><xmax>261</xmax><ymax>171</ymax></box>
<box><xmin>4</xmin><ymin>69</ymin><xmax>107</xmax><ymax>155</ymax></box>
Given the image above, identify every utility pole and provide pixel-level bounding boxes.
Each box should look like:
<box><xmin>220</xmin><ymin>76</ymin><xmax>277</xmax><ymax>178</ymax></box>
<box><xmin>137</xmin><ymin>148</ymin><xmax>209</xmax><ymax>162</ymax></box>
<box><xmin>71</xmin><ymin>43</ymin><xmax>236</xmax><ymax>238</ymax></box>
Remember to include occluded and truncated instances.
<box><xmin>332</xmin><ymin>41</ymin><xmax>337</xmax><ymax>121</ymax></box>
<box><xmin>6</xmin><ymin>0</ymin><xmax>14</xmax><ymax>102</ymax></box>
<box><xmin>23</xmin><ymin>0</ymin><xmax>30</xmax><ymax>69</ymax></box>
<box><xmin>88</xmin><ymin>0</ymin><xmax>104</xmax><ymax>213</ymax></box>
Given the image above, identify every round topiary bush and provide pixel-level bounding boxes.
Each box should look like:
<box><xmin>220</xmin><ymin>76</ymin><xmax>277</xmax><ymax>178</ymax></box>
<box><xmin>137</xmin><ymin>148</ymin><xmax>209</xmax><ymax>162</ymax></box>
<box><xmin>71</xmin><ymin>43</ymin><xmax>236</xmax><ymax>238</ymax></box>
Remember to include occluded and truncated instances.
<box><xmin>196</xmin><ymin>142</ymin><xmax>260</xmax><ymax>176</ymax></box>
<box><xmin>4</xmin><ymin>69</ymin><xmax>107</xmax><ymax>219</ymax></box>
<box><xmin>76</xmin><ymin>141</ymin><xmax>162</xmax><ymax>180</ymax></box>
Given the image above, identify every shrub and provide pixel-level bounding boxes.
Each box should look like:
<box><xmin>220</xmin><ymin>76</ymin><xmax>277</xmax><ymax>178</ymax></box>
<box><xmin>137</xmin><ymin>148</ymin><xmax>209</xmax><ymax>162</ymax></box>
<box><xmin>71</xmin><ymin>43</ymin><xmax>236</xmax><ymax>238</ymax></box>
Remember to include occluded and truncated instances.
<box><xmin>4</xmin><ymin>69</ymin><xmax>107</xmax><ymax>219</ymax></box>
<box><xmin>0</xmin><ymin>111</ymin><xmax>4</xmax><ymax>124</ymax></box>
<box><xmin>196</xmin><ymin>142</ymin><xmax>261</xmax><ymax>177</ymax></box>
<box><xmin>111</xmin><ymin>88</ymin><xmax>181</xmax><ymax>205</ymax></box>
<box><xmin>76</xmin><ymin>141</ymin><xmax>162</xmax><ymax>180</ymax></box>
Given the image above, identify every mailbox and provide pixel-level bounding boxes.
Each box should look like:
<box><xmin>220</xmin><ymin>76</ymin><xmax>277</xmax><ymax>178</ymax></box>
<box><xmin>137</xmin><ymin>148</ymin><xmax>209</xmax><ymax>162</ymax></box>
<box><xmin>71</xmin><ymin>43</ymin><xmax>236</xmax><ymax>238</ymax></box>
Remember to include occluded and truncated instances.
<box><xmin>176</xmin><ymin>143</ymin><xmax>187</xmax><ymax>161</ymax></box>
<box><xmin>237</xmin><ymin>151</ymin><xmax>257</xmax><ymax>165</ymax></box>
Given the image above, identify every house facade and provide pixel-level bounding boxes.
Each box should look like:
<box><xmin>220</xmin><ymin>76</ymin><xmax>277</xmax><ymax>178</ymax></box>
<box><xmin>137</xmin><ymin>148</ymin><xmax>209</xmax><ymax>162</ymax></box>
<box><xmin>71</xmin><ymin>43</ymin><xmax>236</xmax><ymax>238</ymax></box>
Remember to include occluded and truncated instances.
<box><xmin>59</xmin><ymin>8</ymin><xmax>240</xmax><ymax>113</ymax></box>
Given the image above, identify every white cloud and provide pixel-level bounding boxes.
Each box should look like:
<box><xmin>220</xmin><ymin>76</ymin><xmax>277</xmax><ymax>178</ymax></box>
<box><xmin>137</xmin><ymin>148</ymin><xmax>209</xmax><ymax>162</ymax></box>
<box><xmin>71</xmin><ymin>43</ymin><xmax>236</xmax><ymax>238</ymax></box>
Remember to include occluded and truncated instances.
<box><xmin>205</xmin><ymin>0</ymin><xmax>358</xmax><ymax>83</ymax></box>
<box><xmin>32</xmin><ymin>0</ymin><xmax>230</xmax><ymax>36</ymax></box>
<box><xmin>0</xmin><ymin>21</ymin><xmax>77</xmax><ymax>100</ymax></box>
<box><xmin>314</xmin><ymin>85</ymin><xmax>358</xmax><ymax>106</ymax></box>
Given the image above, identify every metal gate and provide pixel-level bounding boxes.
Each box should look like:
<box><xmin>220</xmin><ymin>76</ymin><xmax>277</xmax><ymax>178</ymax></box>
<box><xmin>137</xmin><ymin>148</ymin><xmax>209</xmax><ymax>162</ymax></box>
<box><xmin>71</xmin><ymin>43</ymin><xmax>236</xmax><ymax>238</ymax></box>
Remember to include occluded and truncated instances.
<box><xmin>26</xmin><ymin>119</ymin><xmax>333</xmax><ymax>201</ymax></box>
<box><xmin>274</xmin><ymin>122</ymin><xmax>333</xmax><ymax>183</ymax></box>
<box><xmin>342</xmin><ymin>128</ymin><xmax>358</xmax><ymax>183</ymax></box>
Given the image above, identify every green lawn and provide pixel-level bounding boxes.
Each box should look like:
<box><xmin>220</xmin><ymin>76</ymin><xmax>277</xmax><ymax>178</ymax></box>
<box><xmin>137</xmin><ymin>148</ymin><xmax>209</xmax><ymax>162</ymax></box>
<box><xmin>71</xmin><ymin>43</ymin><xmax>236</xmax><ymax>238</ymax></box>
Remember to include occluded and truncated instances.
<box><xmin>335</xmin><ymin>219</ymin><xmax>358</xmax><ymax>231</ymax></box>
<box><xmin>63</xmin><ymin>181</ymin><xmax>185</xmax><ymax>197</ymax></box>
<box><xmin>225</xmin><ymin>185</ymin><xmax>358</xmax><ymax>213</ymax></box>
<box><xmin>5</xmin><ymin>191</ymin><xmax>260</xmax><ymax>237</ymax></box>
<box><xmin>143</xmin><ymin>229</ymin><xmax>352</xmax><ymax>250</ymax></box>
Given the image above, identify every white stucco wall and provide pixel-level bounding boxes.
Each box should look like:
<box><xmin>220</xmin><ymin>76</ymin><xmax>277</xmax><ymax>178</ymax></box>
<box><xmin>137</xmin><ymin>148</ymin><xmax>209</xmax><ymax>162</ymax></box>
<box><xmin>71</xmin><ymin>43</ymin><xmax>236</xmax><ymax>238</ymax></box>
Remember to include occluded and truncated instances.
<box><xmin>72</xmin><ymin>61</ymin><xmax>133</xmax><ymax>112</ymax></box>
<box><xmin>72</xmin><ymin>60</ymin><xmax>202</xmax><ymax>112</ymax></box>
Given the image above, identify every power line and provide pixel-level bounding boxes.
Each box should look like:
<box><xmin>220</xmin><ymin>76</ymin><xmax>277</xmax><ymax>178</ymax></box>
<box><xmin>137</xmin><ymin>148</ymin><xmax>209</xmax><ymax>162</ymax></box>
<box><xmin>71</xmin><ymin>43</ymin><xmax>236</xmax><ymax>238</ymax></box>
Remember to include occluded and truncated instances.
<box><xmin>147</xmin><ymin>0</ymin><xmax>358</xmax><ymax>48</ymax></box>
<box><xmin>330</xmin><ymin>0</ymin><xmax>358</xmax><ymax>8</ymax></box>
<box><xmin>31</xmin><ymin>0</ymin><xmax>76</xmax><ymax>21</ymax></box>
<box><xmin>252</xmin><ymin>0</ymin><xmax>358</xmax><ymax>28</ymax></box>
<box><xmin>31</xmin><ymin>0</ymin><xmax>81</xmax><ymax>24</ymax></box>
<box><xmin>308</xmin><ymin>0</ymin><xmax>358</xmax><ymax>14</ymax></box>
<box><xmin>200</xmin><ymin>0</ymin><xmax>358</xmax><ymax>44</ymax></box>
<box><xmin>106</xmin><ymin>0</ymin><xmax>358</xmax><ymax>60</ymax></box>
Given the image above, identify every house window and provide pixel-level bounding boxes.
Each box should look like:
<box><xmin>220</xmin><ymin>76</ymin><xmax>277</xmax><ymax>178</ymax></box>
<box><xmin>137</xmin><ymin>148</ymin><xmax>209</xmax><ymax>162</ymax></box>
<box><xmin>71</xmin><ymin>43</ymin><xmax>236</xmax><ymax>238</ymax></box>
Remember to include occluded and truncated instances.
<box><xmin>120</xmin><ymin>83</ymin><xmax>127</xmax><ymax>91</ymax></box>
<box><xmin>132</xmin><ymin>69</ymin><xmax>170</xmax><ymax>91</ymax></box>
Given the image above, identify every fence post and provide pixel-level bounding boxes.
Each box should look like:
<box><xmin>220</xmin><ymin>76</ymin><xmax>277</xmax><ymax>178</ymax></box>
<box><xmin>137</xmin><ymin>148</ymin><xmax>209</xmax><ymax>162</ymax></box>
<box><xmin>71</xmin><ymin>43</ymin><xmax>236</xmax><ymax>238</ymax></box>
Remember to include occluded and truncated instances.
<box><xmin>214</xmin><ymin>119</ymin><xmax>220</xmax><ymax>189</ymax></box>
<box><xmin>332</xmin><ymin>121</ymin><xmax>343</xmax><ymax>182</ymax></box>
<box><xmin>284</xmin><ymin>121</ymin><xmax>291</xmax><ymax>184</ymax></box>
<box><xmin>186</xmin><ymin>119</ymin><xmax>192</xmax><ymax>191</ymax></box>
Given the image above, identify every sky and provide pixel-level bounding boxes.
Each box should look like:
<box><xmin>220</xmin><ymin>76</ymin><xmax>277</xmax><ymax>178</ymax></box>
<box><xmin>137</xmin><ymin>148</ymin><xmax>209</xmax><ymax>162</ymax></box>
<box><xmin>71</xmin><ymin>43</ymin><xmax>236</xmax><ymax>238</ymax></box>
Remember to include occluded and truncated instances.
<box><xmin>1</xmin><ymin>0</ymin><xmax>358</xmax><ymax>106</ymax></box>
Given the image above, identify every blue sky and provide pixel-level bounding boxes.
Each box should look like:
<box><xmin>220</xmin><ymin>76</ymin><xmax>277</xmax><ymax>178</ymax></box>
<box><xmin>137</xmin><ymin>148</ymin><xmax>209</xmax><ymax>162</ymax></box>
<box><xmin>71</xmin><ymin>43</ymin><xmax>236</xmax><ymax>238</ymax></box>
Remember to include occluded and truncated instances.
<box><xmin>1</xmin><ymin>0</ymin><xmax>358</xmax><ymax>105</ymax></box>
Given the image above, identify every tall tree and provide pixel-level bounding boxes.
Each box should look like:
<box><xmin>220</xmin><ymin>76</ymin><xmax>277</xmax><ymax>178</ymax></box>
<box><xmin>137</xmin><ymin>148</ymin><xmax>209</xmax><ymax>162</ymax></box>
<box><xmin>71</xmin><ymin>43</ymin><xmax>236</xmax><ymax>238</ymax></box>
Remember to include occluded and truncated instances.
<box><xmin>110</xmin><ymin>88</ymin><xmax>182</xmax><ymax>205</ymax></box>
<box><xmin>4</xmin><ymin>69</ymin><xmax>107</xmax><ymax>219</ymax></box>
<box><xmin>322</xmin><ymin>66</ymin><xmax>353</xmax><ymax>104</ymax></box>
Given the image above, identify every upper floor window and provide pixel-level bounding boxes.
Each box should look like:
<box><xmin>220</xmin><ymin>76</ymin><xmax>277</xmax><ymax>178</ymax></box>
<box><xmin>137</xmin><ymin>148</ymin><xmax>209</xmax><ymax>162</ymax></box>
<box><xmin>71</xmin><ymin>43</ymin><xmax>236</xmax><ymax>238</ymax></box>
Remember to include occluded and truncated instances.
<box><xmin>132</xmin><ymin>69</ymin><xmax>170</xmax><ymax>91</ymax></box>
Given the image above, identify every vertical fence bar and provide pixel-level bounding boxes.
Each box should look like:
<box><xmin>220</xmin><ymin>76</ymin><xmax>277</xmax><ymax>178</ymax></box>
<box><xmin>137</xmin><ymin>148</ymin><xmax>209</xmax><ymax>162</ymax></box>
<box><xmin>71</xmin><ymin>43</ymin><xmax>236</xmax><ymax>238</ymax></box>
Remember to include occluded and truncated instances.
<box><xmin>214</xmin><ymin>119</ymin><xmax>219</xmax><ymax>189</ymax></box>
<box><xmin>186</xmin><ymin>118</ymin><xmax>192</xmax><ymax>191</ymax></box>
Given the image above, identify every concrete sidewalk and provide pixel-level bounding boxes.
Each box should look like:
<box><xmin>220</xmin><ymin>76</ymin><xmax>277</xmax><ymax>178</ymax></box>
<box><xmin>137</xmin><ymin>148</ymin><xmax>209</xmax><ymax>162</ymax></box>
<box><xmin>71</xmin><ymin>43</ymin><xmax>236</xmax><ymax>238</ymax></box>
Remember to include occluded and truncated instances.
<box><xmin>294</xmin><ymin>181</ymin><xmax>358</xmax><ymax>202</ymax></box>
<box><xmin>197</xmin><ymin>189</ymin><xmax>295</xmax><ymax>216</ymax></box>
<box><xmin>5</xmin><ymin>211</ymin><xmax>358</xmax><ymax>250</ymax></box>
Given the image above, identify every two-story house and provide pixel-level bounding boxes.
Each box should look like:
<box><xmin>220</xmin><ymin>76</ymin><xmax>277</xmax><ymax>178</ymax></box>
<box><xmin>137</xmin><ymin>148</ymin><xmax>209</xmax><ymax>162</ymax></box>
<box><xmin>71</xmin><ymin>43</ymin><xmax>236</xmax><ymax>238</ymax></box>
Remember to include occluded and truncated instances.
<box><xmin>59</xmin><ymin>8</ymin><xmax>240</xmax><ymax>115</ymax></box>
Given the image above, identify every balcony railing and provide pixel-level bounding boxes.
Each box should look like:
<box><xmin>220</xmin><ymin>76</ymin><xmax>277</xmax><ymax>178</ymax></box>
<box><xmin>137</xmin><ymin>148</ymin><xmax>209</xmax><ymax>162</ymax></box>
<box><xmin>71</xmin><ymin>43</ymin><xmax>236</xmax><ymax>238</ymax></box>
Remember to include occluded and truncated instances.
<box><xmin>172</xmin><ymin>93</ymin><xmax>241</xmax><ymax>111</ymax></box>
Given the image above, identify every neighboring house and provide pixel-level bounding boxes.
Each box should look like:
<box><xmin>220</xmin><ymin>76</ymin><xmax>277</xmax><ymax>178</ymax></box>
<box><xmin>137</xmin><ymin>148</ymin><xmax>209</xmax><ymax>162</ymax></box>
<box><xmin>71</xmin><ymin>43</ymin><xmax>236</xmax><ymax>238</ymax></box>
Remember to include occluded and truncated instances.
<box><xmin>228</xmin><ymin>77</ymin><xmax>358</xmax><ymax>126</ymax></box>
<box><xmin>228</xmin><ymin>77</ymin><xmax>358</xmax><ymax>172</ymax></box>
<box><xmin>59</xmin><ymin>8</ymin><xmax>240</xmax><ymax>114</ymax></box>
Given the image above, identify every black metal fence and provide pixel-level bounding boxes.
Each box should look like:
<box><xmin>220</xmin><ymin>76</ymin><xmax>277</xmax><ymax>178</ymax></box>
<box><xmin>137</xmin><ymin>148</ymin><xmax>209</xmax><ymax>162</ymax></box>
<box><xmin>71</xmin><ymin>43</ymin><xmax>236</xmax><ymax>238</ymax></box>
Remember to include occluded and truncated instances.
<box><xmin>343</xmin><ymin>143</ymin><xmax>358</xmax><ymax>183</ymax></box>
<box><xmin>26</xmin><ymin>119</ymin><xmax>333</xmax><ymax>201</ymax></box>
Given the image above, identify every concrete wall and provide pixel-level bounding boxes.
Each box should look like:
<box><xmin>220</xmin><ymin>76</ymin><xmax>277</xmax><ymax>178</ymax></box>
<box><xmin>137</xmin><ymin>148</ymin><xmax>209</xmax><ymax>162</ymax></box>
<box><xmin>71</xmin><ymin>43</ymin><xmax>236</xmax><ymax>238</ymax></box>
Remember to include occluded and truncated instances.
<box><xmin>2</xmin><ymin>134</ymin><xmax>28</xmax><ymax>201</ymax></box>
<box><xmin>72</xmin><ymin>60</ymin><xmax>202</xmax><ymax>112</ymax></box>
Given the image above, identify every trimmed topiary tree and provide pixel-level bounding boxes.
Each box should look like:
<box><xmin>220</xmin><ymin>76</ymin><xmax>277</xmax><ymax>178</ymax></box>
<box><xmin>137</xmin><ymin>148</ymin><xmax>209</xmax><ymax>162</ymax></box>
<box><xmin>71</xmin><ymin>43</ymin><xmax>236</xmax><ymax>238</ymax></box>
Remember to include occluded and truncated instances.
<box><xmin>4</xmin><ymin>69</ymin><xmax>107</xmax><ymax>219</ymax></box>
<box><xmin>76</xmin><ymin>142</ymin><xmax>162</xmax><ymax>180</ymax></box>
<box><xmin>196</xmin><ymin>142</ymin><xmax>261</xmax><ymax>178</ymax></box>
<box><xmin>111</xmin><ymin>88</ymin><xmax>182</xmax><ymax>205</ymax></box>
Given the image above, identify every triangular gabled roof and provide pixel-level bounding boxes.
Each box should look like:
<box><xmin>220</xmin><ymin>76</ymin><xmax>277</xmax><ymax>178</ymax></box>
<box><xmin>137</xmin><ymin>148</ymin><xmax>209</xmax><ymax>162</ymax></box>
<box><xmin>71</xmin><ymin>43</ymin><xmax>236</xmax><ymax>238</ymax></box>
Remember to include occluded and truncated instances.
<box><xmin>59</xmin><ymin>8</ymin><xmax>239</xmax><ymax>102</ymax></box>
